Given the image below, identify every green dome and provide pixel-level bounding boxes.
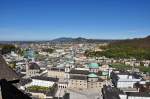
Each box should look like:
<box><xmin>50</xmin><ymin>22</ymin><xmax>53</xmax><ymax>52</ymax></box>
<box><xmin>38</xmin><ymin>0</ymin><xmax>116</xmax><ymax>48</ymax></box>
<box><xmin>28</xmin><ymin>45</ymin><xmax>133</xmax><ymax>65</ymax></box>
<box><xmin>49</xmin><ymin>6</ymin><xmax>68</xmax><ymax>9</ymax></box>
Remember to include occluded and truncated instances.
<box><xmin>24</xmin><ymin>49</ymin><xmax>36</xmax><ymax>59</ymax></box>
<box><xmin>88</xmin><ymin>63</ymin><xmax>99</xmax><ymax>68</ymax></box>
<box><xmin>88</xmin><ymin>73</ymin><xmax>98</xmax><ymax>78</ymax></box>
<box><xmin>102</xmin><ymin>71</ymin><xmax>108</xmax><ymax>76</ymax></box>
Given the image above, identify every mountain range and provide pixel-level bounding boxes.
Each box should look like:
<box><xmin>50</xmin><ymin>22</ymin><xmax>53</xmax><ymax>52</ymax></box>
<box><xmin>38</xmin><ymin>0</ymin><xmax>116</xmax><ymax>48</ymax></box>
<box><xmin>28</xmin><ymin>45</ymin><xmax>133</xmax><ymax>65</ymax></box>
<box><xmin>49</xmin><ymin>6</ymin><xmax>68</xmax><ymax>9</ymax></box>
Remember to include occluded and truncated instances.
<box><xmin>51</xmin><ymin>37</ymin><xmax>114</xmax><ymax>43</ymax></box>
<box><xmin>0</xmin><ymin>36</ymin><xmax>150</xmax><ymax>44</ymax></box>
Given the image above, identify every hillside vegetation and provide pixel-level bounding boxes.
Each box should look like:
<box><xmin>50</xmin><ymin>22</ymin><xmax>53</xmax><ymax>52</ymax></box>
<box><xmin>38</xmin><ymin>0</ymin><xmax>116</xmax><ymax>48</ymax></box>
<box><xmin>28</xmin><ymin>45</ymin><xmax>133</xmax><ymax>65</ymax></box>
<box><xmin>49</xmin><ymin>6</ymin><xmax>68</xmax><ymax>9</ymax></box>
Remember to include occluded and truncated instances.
<box><xmin>85</xmin><ymin>36</ymin><xmax>150</xmax><ymax>60</ymax></box>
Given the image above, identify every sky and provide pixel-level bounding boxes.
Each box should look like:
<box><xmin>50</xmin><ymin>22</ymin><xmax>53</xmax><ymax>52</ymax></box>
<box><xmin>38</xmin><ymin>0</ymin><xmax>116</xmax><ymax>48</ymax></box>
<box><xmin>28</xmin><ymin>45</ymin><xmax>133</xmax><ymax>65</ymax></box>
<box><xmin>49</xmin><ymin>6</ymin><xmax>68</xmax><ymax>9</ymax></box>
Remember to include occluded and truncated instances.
<box><xmin>0</xmin><ymin>0</ymin><xmax>150</xmax><ymax>41</ymax></box>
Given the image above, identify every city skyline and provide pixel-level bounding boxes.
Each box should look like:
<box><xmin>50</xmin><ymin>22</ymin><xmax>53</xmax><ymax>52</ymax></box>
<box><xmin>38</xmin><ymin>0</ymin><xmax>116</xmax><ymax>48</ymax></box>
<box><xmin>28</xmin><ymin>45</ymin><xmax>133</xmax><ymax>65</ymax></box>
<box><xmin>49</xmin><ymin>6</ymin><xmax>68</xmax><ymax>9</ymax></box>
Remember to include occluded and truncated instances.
<box><xmin>0</xmin><ymin>0</ymin><xmax>150</xmax><ymax>40</ymax></box>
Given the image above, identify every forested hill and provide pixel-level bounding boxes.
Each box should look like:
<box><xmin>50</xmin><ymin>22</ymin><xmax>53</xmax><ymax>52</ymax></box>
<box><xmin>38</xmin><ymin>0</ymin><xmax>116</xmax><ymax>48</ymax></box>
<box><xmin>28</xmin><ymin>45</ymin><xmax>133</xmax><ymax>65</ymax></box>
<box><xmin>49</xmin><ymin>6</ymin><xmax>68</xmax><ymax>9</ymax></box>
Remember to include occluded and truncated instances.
<box><xmin>109</xmin><ymin>36</ymin><xmax>150</xmax><ymax>49</ymax></box>
<box><xmin>85</xmin><ymin>36</ymin><xmax>150</xmax><ymax>60</ymax></box>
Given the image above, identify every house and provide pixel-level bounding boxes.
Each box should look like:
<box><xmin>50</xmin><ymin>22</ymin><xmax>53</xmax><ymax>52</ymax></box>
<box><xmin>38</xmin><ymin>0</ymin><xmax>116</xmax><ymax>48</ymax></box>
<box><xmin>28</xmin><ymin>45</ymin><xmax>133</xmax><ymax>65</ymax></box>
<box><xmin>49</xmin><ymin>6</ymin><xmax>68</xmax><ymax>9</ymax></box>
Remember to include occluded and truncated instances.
<box><xmin>100</xmin><ymin>64</ymin><xmax>109</xmax><ymax>71</ymax></box>
<box><xmin>47</xmin><ymin>67</ymin><xmax>65</xmax><ymax>78</ymax></box>
<box><xmin>25</xmin><ymin>76</ymin><xmax>58</xmax><ymax>99</ymax></box>
<box><xmin>26</xmin><ymin>62</ymin><xmax>41</xmax><ymax>77</ymax></box>
<box><xmin>102</xmin><ymin>85</ymin><xmax>150</xmax><ymax>99</ymax></box>
<box><xmin>111</xmin><ymin>72</ymin><xmax>142</xmax><ymax>88</ymax></box>
<box><xmin>26</xmin><ymin>76</ymin><xmax>58</xmax><ymax>87</ymax></box>
<box><xmin>68</xmin><ymin>69</ymin><xmax>104</xmax><ymax>89</ymax></box>
<box><xmin>87</xmin><ymin>73</ymin><xmax>103</xmax><ymax>89</ymax></box>
<box><xmin>68</xmin><ymin>75</ymin><xmax>88</xmax><ymax>89</ymax></box>
<box><xmin>144</xmin><ymin>63</ymin><xmax>149</xmax><ymax>67</ymax></box>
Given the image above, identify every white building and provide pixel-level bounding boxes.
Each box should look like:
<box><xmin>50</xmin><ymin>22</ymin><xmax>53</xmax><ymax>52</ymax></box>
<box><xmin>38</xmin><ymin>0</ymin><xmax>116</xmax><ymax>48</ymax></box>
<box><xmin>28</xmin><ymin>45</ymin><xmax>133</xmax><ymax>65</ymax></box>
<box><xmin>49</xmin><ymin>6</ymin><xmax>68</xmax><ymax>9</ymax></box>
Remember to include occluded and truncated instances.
<box><xmin>102</xmin><ymin>85</ymin><xmax>150</xmax><ymax>99</ymax></box>
<box><xmin>111</xmin><ymin>72</ymin><xmax>143</xmax><ymax>88</ymax></box>
<box><xmin>26</xmin><ymin>76</ymin><xmax>58</xmax><ymax>88</ymax></box>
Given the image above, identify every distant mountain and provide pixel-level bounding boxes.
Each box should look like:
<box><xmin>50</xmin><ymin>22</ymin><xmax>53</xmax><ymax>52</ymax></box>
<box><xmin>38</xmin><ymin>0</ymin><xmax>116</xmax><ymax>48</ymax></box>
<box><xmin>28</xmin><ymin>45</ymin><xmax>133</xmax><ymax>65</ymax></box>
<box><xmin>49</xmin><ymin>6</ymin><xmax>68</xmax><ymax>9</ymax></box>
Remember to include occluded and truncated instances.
<box><xmin>51</xmin><ymin>37</ymin><xmax>114</xmax><ymax>43</ymax></box>
<box><xmin>0</xmin><ymin>37</ymin><xmax>114</xmax><ymax>44</ymax></box>
<box><xmin>51</xmin><ymin>37</ymin><xmax>74</xmax><ymax>43</ymax></box>
<box><xmin>1</xmin><ymin>36</ymin><xmax>149</xmax><ymax>44</ymax></box>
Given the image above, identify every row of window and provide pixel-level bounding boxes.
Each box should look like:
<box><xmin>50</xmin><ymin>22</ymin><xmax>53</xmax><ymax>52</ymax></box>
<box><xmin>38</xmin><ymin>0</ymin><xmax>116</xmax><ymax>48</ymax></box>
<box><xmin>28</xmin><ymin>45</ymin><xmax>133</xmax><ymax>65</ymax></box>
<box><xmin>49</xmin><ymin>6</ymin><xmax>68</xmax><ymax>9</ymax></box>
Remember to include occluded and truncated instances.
<box><xmin>70</xmin><ymin>80</ymin><xmax>87</xmax><ymax>83</ymax></box>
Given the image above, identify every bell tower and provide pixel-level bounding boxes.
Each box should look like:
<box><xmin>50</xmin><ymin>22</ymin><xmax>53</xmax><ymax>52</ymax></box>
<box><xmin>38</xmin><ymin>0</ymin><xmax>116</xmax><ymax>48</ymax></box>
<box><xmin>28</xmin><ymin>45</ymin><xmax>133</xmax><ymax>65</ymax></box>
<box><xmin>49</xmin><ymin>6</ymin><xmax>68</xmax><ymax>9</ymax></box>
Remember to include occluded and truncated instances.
<box><xmin>65</xmin><ymin>64</ymin><xmax>70</xmax><ymax>79</ymax></box>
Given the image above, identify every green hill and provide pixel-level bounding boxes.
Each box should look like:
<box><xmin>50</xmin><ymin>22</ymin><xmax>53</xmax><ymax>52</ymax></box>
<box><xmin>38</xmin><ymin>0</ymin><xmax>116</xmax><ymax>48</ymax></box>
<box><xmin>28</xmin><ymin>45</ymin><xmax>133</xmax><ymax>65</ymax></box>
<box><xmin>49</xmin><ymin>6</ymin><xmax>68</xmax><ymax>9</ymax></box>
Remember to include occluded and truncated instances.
<box><xmin>85</xmin><ymin>36</ymin><xmax>150</xmax><ymax>60</ymax></box>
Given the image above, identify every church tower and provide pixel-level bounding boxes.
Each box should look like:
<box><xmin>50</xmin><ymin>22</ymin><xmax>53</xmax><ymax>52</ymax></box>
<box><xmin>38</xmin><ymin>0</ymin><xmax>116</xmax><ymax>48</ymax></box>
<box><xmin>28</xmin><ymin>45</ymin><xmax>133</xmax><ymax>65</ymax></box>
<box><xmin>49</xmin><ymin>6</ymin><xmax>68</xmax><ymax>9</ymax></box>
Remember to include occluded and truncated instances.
<box><xmin>65</xmin><ymin>64</ymin><xmax>70</xmax><ymax>79</ymax></box>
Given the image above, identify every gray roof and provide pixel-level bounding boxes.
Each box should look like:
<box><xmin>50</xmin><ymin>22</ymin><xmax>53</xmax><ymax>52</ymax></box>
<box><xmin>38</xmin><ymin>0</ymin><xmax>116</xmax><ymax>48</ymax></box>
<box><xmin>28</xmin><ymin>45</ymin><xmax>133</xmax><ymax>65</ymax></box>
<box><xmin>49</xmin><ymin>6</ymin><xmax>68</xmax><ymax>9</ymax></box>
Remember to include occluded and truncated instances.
<box><xmin>102</xmin><ymin>85</ymin><xmax>124</xmax><ymax>99</ymax></box>
<box><xmin>49</xmin><ymin>67</ymin><xmax>65</xmax><ymax>72</ymax></box>
<box><xmin>70</xmin><ymin>75</ymin><xmax>87</xmax><ymax>80</ymax></box>
<box><xmin>70</xmin><ymin>69</ymin><xmax>89</xmax><ymax>75</ymax></box>
<box><xmin>0</xmin><ymin>55</ymin><xmax>19</xmax><ymax>81</ymax></box>
<box><xmin>127</xmin><ymin>92</ymin><xmax>150</xmax><ymax>97</ymax></box>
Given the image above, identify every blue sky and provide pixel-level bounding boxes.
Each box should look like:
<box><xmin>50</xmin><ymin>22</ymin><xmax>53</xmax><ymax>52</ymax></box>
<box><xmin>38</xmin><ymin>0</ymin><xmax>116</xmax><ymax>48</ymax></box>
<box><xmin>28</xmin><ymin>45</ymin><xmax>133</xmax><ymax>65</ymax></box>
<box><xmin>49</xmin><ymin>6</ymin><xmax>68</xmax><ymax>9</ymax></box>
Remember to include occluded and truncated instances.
<box><xmin>0</xmin><ymin>0</ymin><xmax>150</xmax><ymax>40</ymax></box>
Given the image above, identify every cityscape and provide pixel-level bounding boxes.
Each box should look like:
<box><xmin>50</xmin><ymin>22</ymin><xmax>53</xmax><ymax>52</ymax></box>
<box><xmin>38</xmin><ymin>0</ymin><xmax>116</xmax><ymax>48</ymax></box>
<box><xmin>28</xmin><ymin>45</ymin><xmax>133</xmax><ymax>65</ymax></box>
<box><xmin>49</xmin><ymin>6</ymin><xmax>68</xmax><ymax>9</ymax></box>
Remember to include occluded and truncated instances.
<box><xmin>0</xmin><ymin>0</ymin><xmax>150</xmax><ymax>99</ymax></box>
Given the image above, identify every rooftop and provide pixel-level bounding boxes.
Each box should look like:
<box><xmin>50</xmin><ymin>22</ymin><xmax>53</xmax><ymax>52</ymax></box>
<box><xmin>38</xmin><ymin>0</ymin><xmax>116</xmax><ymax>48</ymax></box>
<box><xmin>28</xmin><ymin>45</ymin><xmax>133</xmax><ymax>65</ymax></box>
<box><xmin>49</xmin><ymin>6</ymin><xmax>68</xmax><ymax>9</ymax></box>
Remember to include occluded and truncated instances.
<box><xmin>48</xmin><ymin>67</ymin><xmax>65</xmax><ymax>72</ymax></box>
<box><xmin>31</xmin><ymin>76</ymin><xmax>59</xmax><ymax>82</ymax></box>
<box><xmin>127</xmin><ymin>92</ymin><xmax>150</xmax><ymax>97</ymax></box>
<box><xmin>70</xmin><ymin>75</ymin><xmax>87</xmax><ymax>80</ymax></box>
<box><xmin>0</xmin><ymin>55</ymin><xmax>19</xmax><ymax>81</ymax></box>
<box><xmin>19</xmin><ymin>78</ymin><xmax>32</xmax><ymax>86</ymax></box>
<box><xmin>70</xmin><ymin>69</ymin><xmax>89</xmax><ymax>75</ymax></box>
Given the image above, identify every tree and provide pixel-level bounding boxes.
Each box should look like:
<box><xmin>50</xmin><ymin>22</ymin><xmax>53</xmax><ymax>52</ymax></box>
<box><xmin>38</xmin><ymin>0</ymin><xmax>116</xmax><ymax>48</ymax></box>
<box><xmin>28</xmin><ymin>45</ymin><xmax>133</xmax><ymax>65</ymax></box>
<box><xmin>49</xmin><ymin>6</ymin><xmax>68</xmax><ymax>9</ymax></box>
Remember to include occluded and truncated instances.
<box><xmin>42</xmin><ymin>48</ymin><xmax>54</xmax><ymax>53</ymax></box>
<box><xmin>1</xmin><ymin>44</ymin><xmax>16</xmax><ymax>55</ymax></box>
